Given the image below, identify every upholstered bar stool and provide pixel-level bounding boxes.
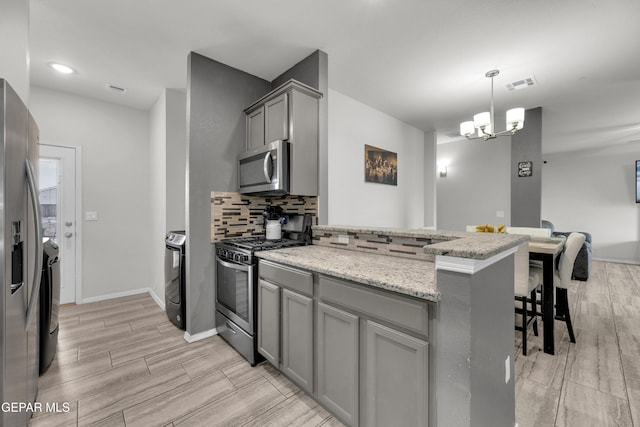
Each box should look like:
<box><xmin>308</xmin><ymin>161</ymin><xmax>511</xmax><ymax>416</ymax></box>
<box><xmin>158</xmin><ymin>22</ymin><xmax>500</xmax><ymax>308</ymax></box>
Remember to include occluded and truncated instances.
<box><xmin>506</xmin><ymin>226</ymin><xmax>552</xmax><ymax>271</ymax></box>
<box><xmin>513</xmin><ymin>242</ymin><xmax>542</xmax><ymax>355</ymax></box>
<box><xmin>530</xmin><ymin>232</ymin><xmax>586</xmax><ymax>343</ymax></box>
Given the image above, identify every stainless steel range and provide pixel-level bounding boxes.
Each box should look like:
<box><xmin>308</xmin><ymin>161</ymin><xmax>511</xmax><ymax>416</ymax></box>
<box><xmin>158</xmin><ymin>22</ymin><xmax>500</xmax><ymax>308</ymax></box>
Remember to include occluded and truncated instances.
<box><xmin>214</xmin><ymin>213</ymin><xmax>311</xmax><ymax>366</ymax></box>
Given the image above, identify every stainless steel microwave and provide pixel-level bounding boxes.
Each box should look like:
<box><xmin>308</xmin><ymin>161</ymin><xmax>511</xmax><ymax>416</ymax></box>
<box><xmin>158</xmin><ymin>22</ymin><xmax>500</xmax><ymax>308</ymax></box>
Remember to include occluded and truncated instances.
<box><xmin>238</xmin><ymin>140</ymin><xmax>289</xmax><ymax>195</ymax></box>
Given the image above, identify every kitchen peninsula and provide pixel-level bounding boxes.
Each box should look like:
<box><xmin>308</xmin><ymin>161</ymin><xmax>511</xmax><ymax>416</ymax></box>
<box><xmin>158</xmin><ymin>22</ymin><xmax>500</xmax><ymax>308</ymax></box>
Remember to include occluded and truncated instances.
<box><xmin>256</xmin><ymin>225</ymin><xmax>527</xmax><ymax>427</ymax></box>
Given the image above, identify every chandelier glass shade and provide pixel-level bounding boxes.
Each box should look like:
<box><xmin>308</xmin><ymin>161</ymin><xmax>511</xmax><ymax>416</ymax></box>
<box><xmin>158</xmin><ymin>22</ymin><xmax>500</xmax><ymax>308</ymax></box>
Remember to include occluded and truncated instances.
<box><xmin>460</xmin><ymin>70</ymin><xmax>525</xmax><ymax>141</ymax></box>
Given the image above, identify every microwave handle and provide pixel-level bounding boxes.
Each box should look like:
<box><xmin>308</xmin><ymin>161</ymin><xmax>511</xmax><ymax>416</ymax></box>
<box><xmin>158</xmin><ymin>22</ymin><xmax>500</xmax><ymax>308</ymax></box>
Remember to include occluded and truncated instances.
<box><xmin>263</xmin><ymin>152</ymin><xmax>272</xmax><ymax>184</ymax></box>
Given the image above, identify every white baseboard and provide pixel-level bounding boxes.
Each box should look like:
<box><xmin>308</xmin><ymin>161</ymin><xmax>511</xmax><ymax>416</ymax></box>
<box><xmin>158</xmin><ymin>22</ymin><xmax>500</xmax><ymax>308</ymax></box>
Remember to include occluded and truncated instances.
<box><xmin>80</xmin><ymin>288</ymin><xmax>219</xmax><ymax>345</ymax></box>
<box><xmin>148</xmin><ymin>288</ymin><xmax>166</xmax><ymax>311</ymax></box>
<box><xmin>183</xmin><ymin>328</ymin><xmax>218</xmax><ymax>343</ymax></box>
<box><xmin>80</xmin><ymin>288</ymin><xmax>150</xmax><ymax>304</ymax></box>
<box><xmin>593</xmin><ymin>257</ymin><xmax>640</xmax><ymax>265</ymax></box>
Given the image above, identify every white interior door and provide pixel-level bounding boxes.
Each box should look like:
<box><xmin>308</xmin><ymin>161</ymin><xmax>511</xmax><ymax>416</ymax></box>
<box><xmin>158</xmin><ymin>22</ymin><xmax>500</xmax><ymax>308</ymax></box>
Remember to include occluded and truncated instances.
<box><xmin>39</xmin><ymin>144</ymin><xmax>78</xmax><ymax>304</ymax></box>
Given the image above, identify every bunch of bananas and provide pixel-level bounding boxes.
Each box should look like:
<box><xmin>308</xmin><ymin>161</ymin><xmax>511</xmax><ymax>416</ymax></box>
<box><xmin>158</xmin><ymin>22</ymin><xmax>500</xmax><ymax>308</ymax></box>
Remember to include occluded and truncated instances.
<box><xmin>475</xmin><ymin>224</ymin><xmax>506</xmax><ymax>234</ymax></box>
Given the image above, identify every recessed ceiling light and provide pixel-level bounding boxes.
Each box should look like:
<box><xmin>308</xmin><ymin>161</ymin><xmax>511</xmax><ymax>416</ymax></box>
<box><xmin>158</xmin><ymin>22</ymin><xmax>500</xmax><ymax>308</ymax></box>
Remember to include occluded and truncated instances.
<box><xmin>48</xmin><ymin>62</ymin><xmax>76</xmax><ymax>74</ymax></box>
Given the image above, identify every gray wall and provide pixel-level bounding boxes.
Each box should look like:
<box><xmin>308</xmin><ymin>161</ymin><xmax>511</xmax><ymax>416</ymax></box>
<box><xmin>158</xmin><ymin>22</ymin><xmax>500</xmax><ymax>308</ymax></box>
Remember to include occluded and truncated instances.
<box><xmin>424</xmin><ymin>131</ymin><xmax>437</xmax><ymax>228</ymax></box>
<box><xmin>272</xmin><ymin>50</ymin><xmax>321</xmax><ymax>89</ymax></box>
<box><xmin>0</xmin><ymin>0</ymin><xmax>29</xmax><ymax>102</ymax></box>
<box><xmin>436</xmin><ymin>136</ymin><xmax>512</xmax><ymax>231</ymax></box>
<box><xmin>31</xmin><ymin>86</ymin><xmax>152</xmax><ymax>301</ymax></box>
<box><xmin>435</xmin><ymin>255</ymin><xmax>515</xmax><ymax>427</ymax></box>
<box><xmin>186</xmin><ymin>52</ymin><xmax>270</xmax><ymax>335</ymax></box>
<box><xmin>185</xmin><ymin>50</ymin><xmax>328</xmax><ymax>335</ymax></box>
<box><xmin>272</xmin><ymin>49</ymin><xmax>329</xmax><ymax>225</ymax></box>
<box><xmin>166</xmin><ymin>88</ymin><xmax>187</xmax><ymax>232</ymax></box>
<box><xmin>511</xmin><ymin>107</ymin><xmax>542</xmax><ymax>227</ymax></box>
<box><xmin>542</xmin><ymin>142</ymin><xmax>640</xmax><ymax>263</ymax></box>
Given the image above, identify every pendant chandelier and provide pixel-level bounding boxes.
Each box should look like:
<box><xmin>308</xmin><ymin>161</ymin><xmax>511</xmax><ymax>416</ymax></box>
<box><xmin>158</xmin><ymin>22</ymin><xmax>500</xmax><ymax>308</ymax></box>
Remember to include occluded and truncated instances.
<box><xmin>459</xmin><ymin>69</ymin><xmax>525</xmax><ymax>141</ymax></box>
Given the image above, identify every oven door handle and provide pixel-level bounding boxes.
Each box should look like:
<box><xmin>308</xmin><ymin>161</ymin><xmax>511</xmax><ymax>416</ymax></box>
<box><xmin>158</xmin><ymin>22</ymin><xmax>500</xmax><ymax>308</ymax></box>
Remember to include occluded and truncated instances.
<box><xmin>216</xmin><ymin>256</ymin><xmax>250</xmax><ymax>271</ymax></box>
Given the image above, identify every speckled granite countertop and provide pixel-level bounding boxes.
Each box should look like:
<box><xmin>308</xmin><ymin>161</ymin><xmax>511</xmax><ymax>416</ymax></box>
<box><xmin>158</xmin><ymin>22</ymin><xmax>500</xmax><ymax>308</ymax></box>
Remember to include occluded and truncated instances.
<box><xmin>256</xmin><ymin>245</ymin><xmax>439</xmax><ymax>302</ymax></box>
<box><xmin>313</xmin><ymin>225</ymin><xmax>528</xmax><ymax>260</ymax></box>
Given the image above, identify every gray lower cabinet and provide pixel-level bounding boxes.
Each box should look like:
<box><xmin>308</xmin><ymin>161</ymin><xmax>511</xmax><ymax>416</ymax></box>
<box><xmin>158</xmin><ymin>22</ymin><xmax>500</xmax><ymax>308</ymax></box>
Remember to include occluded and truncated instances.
<box><xmin>281</xmin><ymin>288</ymin><xmax>314</xmax><ymax>394</ymax></box>
<box><xmin>317</xmin><ymin>302</ymin><xmax>359</xmax><ymax>426</ymax></box>
<box><xmin>258</xmin><ymin>260</ymin><xmax>315</xmax><ymax>395</ymax></box>
<box><xmin>258</xmin><ymin>261</ymin><xmax>430</xmax><ymax>426</ymax></box>
<box><xmin>257</xmin><ymin>279</ymin><xmax>280</xmax><ymax>367</ymax></box>
<box><xmin>363</xmin><ymin>320</ymin><xmax>429</xmax><ymax>427</ymax></box>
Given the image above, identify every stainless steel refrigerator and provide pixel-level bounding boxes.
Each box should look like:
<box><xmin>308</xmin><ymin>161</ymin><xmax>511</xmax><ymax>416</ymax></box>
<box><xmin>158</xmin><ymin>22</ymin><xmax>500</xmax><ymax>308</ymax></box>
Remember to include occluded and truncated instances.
<box><xmin>1</xmin><ymin>79</ymin><xmax>43</xmax><ymax>427</ymax></box>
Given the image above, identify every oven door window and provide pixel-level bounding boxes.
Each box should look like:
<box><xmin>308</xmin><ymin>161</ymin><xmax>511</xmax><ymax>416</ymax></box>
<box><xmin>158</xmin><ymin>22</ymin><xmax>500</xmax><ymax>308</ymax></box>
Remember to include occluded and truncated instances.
<box><xmin>216</xmin><ymin>258</ymin><xmax>250</xmax><ymax>325</ymax></box>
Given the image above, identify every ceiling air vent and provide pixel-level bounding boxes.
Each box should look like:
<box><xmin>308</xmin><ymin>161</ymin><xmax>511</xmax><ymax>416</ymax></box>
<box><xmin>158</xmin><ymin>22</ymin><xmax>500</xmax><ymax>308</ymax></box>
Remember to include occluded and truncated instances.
<box><xmin>505</xmin><ymin>76</ymin><xmax>537</xmax><ymax>91</ymax></box>
<box><xmin>106</xmin><ymin>83</ymin><xmax>126</xmax><ymax>94</ymax></box>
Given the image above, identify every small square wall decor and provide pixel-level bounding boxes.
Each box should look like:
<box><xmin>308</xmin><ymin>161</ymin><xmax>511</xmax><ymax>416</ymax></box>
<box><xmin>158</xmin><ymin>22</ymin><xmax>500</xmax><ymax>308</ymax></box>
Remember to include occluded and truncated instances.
<box><xmin>365</xmin><ymin>145</ymin><xmax>397</xmax><ymax>186</ymax></box>
<box><xmin>518</xmin><ymin>161</ymin><xmax>533</xmax><ymax>177</ymax></box>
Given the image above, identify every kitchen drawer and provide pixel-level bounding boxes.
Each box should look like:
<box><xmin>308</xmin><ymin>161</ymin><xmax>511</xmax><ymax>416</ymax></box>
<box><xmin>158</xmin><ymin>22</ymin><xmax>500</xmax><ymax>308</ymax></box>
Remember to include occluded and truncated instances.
<box><xmin>319</xmin><ymin>275</ymin><xmax>428</xmax><ymax>337</ymax></box>
<box><xmin>259</xmin><ymin>260</ymin><xmax>313</xmax><ymax>297</ymax></box>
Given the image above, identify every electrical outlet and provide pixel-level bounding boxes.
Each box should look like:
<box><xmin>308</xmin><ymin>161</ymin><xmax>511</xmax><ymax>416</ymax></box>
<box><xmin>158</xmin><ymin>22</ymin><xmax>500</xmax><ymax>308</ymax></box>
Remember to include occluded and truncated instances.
<box><xmin>338</xmin><ymin>234</ymin><xmax>349</xmax><ymax>245</ymax></box>
<box><xmin>85</xmin><ymin>211</ymin><xmax>98</xmax><ymax>221</ymax></box>
<box><xmin>496</xmin><ymin>210</ymin><xmax>505</xmax><ymax>218</ymax></box>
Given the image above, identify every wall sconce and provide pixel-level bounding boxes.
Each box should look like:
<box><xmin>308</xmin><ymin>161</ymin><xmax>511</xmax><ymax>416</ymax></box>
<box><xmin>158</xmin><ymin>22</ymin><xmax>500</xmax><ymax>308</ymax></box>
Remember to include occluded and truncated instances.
<box><xmin>438</xmin><ymin>159</ymin><xmax>450</xmax><ymax>178</ymax></box>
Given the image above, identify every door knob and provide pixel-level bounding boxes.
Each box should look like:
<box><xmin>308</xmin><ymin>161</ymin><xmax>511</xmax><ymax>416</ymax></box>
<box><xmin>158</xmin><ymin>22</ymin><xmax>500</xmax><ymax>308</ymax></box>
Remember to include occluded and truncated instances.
<box><xmin>64</xmin><ymin>232</ymin><xmax>73</xmax><ymax>238</ymax></box>
<box><xmin>65</xmin><ymin>221</ymin><xmax>73</xmax><ymax>227</ymax></box>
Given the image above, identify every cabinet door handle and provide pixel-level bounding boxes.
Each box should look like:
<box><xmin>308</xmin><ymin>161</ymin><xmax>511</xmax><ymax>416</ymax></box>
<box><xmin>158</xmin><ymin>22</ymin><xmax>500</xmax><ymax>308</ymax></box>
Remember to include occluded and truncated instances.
<box><xmin>263</xmin><ymin>151</ymin><xmax>272</xmax><ymax>184</ymax></box>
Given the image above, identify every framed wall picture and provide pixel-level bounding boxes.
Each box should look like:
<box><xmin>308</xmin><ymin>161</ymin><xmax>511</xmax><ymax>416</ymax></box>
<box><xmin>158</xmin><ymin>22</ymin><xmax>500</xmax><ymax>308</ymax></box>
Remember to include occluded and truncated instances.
<box><xmin>518</xmin><ymin>161</ymin><xmax>533</xmax><ymax>177</ymax></box>
<box><xmin>365</xmin><ymin>145</ymin><xmax>397</xmax><ymax>186</ymax></box>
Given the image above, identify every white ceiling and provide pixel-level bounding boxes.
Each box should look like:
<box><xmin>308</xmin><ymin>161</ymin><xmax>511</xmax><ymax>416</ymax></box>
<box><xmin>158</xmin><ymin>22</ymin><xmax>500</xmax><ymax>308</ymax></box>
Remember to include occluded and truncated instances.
<box><xmin>30</xmin><ymin>0</ymin><xmax>640</xmax><ymax>155</ymax></box>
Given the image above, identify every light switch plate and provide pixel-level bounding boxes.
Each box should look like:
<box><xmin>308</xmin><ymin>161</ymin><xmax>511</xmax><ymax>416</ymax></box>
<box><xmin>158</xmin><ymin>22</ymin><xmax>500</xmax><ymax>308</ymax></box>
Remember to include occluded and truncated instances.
<box><xmin>505</xmin><ymin>355</ymin><xmax>511</xmax><ymax>383</ymax></box>
<box><xmin>85</xmin><ymin>211</ymin><xmax>98</xmax><ymax>221</ymax></box>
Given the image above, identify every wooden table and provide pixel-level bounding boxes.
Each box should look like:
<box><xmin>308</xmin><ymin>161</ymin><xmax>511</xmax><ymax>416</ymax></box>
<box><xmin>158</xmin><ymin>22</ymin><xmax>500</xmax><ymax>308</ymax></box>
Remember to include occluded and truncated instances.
<box><xmin>528</xmin><ymin>237</ymin><xmax>565</xmax><ymax>355</ymax></box>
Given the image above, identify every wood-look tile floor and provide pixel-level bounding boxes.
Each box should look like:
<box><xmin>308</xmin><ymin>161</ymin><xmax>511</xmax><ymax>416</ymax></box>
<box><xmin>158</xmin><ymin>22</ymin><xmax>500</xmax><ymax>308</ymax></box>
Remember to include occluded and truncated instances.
<box><xmin>515</xmin><ymin>261</ymin><xmax>640</xmax><ymax>427</ymax></box>
<box><xmin>30</xmin><ymin>261</ymin><xmax>640</xmax><ymax>426</ymax></box>
<box><xmin>30</xmin><ymin>293</ymin><xmax>342</xmax><ymax>427</ymax></box>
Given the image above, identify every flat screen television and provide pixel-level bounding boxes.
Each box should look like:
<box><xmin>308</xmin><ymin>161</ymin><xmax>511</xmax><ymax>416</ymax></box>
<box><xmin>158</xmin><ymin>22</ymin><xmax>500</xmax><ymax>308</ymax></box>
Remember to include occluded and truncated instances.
<box><xmin>637</xmin><ymin>160</ymin><xmax>640</xmax><ymax>203</ymax></box>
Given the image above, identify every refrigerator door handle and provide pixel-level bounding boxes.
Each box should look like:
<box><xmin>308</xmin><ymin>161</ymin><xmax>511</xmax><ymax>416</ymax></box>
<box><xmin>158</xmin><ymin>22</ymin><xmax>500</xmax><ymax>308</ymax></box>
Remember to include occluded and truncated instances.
<box><xmin>25</xmin><ymin>158</ymin><xmax>43</xmax><ymax>331</ymax></box>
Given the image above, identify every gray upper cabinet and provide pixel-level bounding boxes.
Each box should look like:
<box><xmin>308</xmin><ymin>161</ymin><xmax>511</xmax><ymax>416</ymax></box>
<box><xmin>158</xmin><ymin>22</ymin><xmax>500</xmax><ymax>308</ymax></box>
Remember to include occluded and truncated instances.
<box><xmin>244</xmin><ymin>80</ymin><xmax>322</xmax><ymax>195</ymax></box>
<box><xmin>264</xmin><ymin>93</ymin><xmax>289</xmax><ymax>143</ymax></box>
<box><xmin>246</xmin><ymin>106</ymin><xmax>265</xmax><ymax>151</ymax></box>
